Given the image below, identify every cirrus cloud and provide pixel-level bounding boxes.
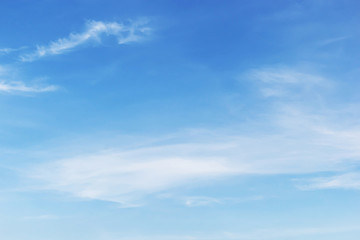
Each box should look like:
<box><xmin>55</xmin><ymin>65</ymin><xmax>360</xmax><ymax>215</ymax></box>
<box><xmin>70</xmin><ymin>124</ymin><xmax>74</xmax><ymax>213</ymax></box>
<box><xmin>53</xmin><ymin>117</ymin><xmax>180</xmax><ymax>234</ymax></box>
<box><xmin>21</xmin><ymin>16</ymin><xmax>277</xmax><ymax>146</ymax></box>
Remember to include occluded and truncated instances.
<box><xmin>25</xmin><ymin>67</ymin><xmax>360</xmax><ymax>205</ymax></box>
<box><xmin>20</xmin><ymin>19</ymin><xmax>151</xmax><ymax>62</ymax></box>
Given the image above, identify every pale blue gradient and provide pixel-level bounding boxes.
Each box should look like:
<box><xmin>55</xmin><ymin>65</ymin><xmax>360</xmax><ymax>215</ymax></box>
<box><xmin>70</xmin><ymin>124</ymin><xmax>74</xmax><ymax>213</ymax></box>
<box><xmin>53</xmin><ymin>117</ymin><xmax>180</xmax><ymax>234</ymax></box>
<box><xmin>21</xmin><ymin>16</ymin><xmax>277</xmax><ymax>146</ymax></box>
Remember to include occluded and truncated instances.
<box><xmin>1</xmin><ymin>1</ymin><xmax>360</xmax><ymax>239</ymax></box>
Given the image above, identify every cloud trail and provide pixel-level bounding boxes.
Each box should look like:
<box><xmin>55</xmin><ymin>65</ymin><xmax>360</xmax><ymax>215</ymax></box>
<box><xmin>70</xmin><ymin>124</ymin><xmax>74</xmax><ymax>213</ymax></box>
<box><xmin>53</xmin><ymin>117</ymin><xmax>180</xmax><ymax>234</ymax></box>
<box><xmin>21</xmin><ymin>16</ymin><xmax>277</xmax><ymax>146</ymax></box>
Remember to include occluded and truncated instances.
<box><xmin>0</xmin><ymin>65</ymin><xmax>58</xmax><ymax>94</ymax></box>
<box><xmin>0</xmin><ymin>81</ymin><xmax>57</xmax><ymax>93</ymax></box>
<box><xmin>20</xmin><ymin>19</ymin><xmax>151</xmax><ymax>62</ymax></box>
<box><xmin>0</xmin><ymin>47</ymin><xmax>27</xmax><ymax>55</ymax></box>
<box><xmin>30</xmin><ymin>149</ymin><xmax>236</xmax><ymax>205</ymax></box>
<box><xmin>298</xmin><ymin>172</ymin><xmax>360</xmax><ymax>190</ymax></box>
<box><xmin>246</xmin><ymin>67</ymin><xmax>329</xmax><ymax>98</ymax></box>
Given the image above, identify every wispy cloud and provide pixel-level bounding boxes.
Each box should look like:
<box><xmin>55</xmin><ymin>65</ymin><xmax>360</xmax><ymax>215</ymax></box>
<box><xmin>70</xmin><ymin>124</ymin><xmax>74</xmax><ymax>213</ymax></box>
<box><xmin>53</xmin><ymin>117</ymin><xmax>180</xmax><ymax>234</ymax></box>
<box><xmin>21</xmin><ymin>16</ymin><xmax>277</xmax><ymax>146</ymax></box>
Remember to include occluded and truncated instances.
<box><xmin>222</xmin><ymin>225</ymin><xmax>360</xmax><ymax>240</ymax></box>
<box><xmin>0</xmin><ymin>65</ymin><xmax>58</xmax><ymax>94</ymax></box>
<box><xmin>0</xmin><ymin>19</ymin><xmax>151</xmax><ymax>95</ymax></box>
<box><xmin>183</xmin><ymin>196</ymin><xmax>221</xmax><ymax>207</ymax></box>
<box><xmin>297</xmin><ymin>172</ymin><xmax>360</xmax><ymax>190</ymax></box>
<box><xmin>20</xmin><ymin>19</ymin><xmax>151</xmax><ymax>62</ymax></box>
<box><xmin>25</xmin><ymin>67</ymin><xmax>360</xmax><ymax>204</ymax></box>
<box><xmin>96</xmin><ymin>225</ymin><xmax>360</xmax><ymax>240</ymax></box>
<box><xmin>0</xmin><ymin>48</ymin><xmax>12</xmax><ymax>54</ymax></box>
<box><xmin>0</xmin><ymin>47</ymin><xmax>26</xmax><ymax>55</ymax></box>
<box><xmin>180</xmin><ymin>195</ymin><xmax>264</xmax><ymax>207</ymax></box>
<box><xmin>30</xmin><ymin>149</ymin><xmax>236</xmax><ymax>205</ymax></box>
<box><xmin>246</xmin><ymin>67</ymin><xmax>329</xmax><ymax>98</ymax></box>
<box><xmin>318</xmin><ymin>35</ymin><xmax>350</xmax><ymax>46</ymax></box>
<box><xmin>0</xmin><ymin>81</ymin><xmax>58</xmax><ymax>93</ymax></box>
<box><xmin>27</xmin><ymin>112</ymin><xmax>360</xmax><ymax>204</ymax></box>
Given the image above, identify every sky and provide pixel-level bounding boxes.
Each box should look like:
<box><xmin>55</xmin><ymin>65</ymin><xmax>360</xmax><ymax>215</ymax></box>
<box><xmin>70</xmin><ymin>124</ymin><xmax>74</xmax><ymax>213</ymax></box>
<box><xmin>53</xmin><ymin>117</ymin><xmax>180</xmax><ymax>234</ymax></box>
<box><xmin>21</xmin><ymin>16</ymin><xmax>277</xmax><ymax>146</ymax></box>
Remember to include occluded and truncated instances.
<box><xmin>1</xmin><ymin>0</ymin><xmax>360</xmax><ymax>239</ymax></box>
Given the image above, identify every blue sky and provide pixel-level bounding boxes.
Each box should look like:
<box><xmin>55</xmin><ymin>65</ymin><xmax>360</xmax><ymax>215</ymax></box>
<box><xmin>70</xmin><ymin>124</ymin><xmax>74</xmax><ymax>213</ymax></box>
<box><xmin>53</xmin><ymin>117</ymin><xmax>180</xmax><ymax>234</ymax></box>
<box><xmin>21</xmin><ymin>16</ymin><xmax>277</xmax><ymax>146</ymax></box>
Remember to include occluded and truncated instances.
<box><xmin>1</xmin><ymin>0</ymin><xmax>360</xmax><ymax>239</ymax></box>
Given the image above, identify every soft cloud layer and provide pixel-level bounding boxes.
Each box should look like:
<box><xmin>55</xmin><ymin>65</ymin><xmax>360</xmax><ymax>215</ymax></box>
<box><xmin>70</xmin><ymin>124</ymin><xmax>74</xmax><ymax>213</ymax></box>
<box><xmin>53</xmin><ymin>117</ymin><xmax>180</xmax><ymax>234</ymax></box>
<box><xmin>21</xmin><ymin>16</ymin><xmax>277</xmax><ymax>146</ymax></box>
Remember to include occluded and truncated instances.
<box><xmin>31</xmin><ymin>122</ymin><xmax>360</xmax><ymax>205</ymax></box>
<box><xmin>94</xmin><ymin>225</ymin><xmax>360</xmax><ymax>240</ymax></box>
<box><xmin>247</xmin><ymin>67</ymin><xmax>329</xmax><ymax>97</ymax></box>
<box><xmin>27</xmin><ymin>67</ymin><xmax>360</xmax><ymax>204</ymax></box>
<box><xmin>298</xmin><ymin>172</ymin><xmax>360</xmax><ymax>190</ymax></box>
<box><xmin>20</xmin><ymin>19</ymin><xmax>150</xmax><ymax>62</ymax></box>
<box><xmin>221</xmin><ymin>225</ymin><xmax>360</xmax><ymax>240</ymax></box>
<box><xmin>31</xmin><ymin>150</ymin><xmax>235</xmax><ymax>205</ymax></box>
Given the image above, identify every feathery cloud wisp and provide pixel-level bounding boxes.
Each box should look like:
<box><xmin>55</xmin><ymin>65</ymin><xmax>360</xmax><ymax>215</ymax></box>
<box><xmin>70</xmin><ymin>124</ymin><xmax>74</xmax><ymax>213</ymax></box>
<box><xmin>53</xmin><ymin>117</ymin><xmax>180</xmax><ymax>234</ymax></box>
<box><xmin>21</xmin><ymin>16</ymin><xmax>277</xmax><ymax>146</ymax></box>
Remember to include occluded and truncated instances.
<box><xmin>31</xmin><ymin>151</ymin><xmax>235</xmax><ymax>205</ymax></box>
<box><xmin>0</xmin><ymin>65</ymin><xmax>58</xmax><ymax>94</ymax></box>
<box><xmin>0</xmin><ymin>48</ymin><xmax>16</xmax><ymax>55</ymax></box>
<box><xmin>297</xmin><ymin>172</ymin><xmax>360</xmax><ymax>190</ymax></box>
<box><xmin>20</xmin><ymin>19</ymin><xmax>151</xmax><ymax>62</ymax></box>
<box><xmin>0</xmin><ymin>81</ymin><xmax>57</xmax><ymax>93</ymax></box>
<box><xmin>0</xmin><ymin>46</ymin><xmax>27</xmax><ymax>55</ymax></box>
<box><xmin>247</xmin><ymin>67</ymin><xmax>328</xmax><ymax>98</ymax></box>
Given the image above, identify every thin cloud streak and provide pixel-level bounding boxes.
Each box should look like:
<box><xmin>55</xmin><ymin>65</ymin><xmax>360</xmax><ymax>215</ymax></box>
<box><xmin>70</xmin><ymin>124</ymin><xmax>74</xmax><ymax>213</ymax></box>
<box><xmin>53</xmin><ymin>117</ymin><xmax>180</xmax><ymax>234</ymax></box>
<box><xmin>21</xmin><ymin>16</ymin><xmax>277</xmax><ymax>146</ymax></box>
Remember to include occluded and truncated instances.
<box><xmin>0</xmin><ymin>47</ymin><xmax>26</xmax><ymax>55</ymax></box>
<box><xmin>0</xmin><ymin>65</ymin><xmax>58</xmax><ymax>94</ymax></box>
<box><xmin>183</xmin><ymin>196</ymin><xmax>221</xmax><ymax>207</ymax></box>
<box><xmin>0</xmin><ymin>81</ymin><xmax>58</xmax><ymax>93</ymax></box>
<box><xmin>97</xmin><ymin>225</ymin><xmax>360</xmax><ymax>240</ymax></box>
<box><xmin>181</xmin><ymin>195</ymin><xmax>264</xmax><ymax>207</ymax></box>
<box><xmin>297</xmin><ymin>172</ymin><xmax>360</xmax><ymax>190</ymax></box>
<box><xmin>0</xmin><ymin>48</ymin><xmax>16</xmax><ymax>55</ymax></box>
<box><xmin>20</xmin><ymin>19</ymin><xmax>151</xmax><ymax>62</ymax></box>
<box><xmin>246</xmin><ymin>67</ymin><xmax>329</xmax><ymax>98</ymax></box>
<box><xmin>318</xmin><ymin>35</ymin><xmax>350</xmax><ymax>46</ymax></box>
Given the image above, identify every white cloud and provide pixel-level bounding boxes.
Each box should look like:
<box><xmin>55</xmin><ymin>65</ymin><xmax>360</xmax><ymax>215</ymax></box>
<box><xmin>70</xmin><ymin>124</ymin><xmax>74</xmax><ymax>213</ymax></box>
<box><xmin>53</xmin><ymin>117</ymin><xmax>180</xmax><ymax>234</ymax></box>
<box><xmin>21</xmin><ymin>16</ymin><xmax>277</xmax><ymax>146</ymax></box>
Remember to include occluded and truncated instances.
<box><xmin>30</xmin><ymin>149</ymin><xmax>236</xmax><ymax>205</ymax></box>
<box><xmin>25</xmin><ymin>67</ymin><xmax>360</xmax><ymax>204</ymax></box>
<box><xmin>28</xmin><ymin>116</ymin><xmax>360</xmax><ymax>205</ymax></box>
<box><xmin>246</xmin><ymin>67</ymin><xmax>329</xmax><ymax>97</ymax></box>
<box><xmin>0</xmin><ymin>81</ymin><xmax>58</xmax><ymax>93</ymax></box>
<box><xmin>222</xmin><ymin>225</ymin><xmax>360</xmax><ymax>240</ymax></box>
<box><xmin>0</xmin><ymin>47</ymin><xmax>26</xmax><ymax>55</ymax></box>
<box><xmin>0</xmin><ymin>48</ymin><xmax>16</xmax><ymax>54</ymax></box>
<box><xmin>180</xmin><ymin>195</ymin><xmax>264</xmax><ymax>207</ymax></box>
<box><xmin>183</xmin><ymin>196</ymin><xmax>221</xmax><ymax>207</ymax></box>
<box><xmin>297</xmin><ymin>172</ymin><xmax>360</xmax><ymax>190</ymax></box>
<box><xmin>93</xmin><ymin>225</ymin><xmax>360</xmax><ymax>240</ymax></box>
<box><xmin>20</xmin><ymin>19</ymin><xmax>151</xmax><ymax>62</ymax></box>
<box><xmin>0</xmin><ymin>65</ymin><xmax>58</xmax><ymax>94</ymax></box>
<box><xmin>249</xmin><ymin>68</ymin><xmax>324</xmax><ymax>84</ymax></box>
